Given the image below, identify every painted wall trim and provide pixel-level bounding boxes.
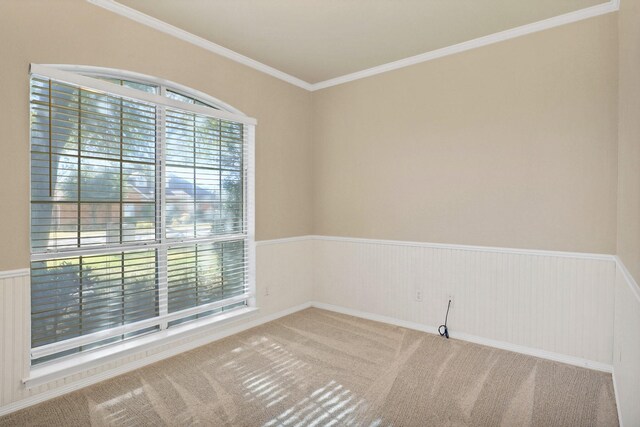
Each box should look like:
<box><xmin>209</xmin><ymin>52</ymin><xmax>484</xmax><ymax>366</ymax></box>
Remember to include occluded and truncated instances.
<box><xmin>310</xmin><ymin>235</ymin><xmax>616</xmax><ymax>261</ymax></box>
<box><xmin>612</xmin><ymin>368</ymin><xmax>625</xmax><ymax>427</ymax></box>
<box><xmin>0</xmin><ymin>238</ymin><xmax>312</xmax><ymax>278</ymax></box>
<box><xmin>256</xmin><ymin>235</ymin><xmax>313</xmax><ymax>246</ymax></box>
<box><xmin>0</xmin><ymin>235</ymin><xmax>614</xmax><ymax>276</ymax></box>
<box><xmin>612</xmin><ymin>257</ymin><xmax>639</xmax><ymax>427</ymax></box>
<box><xmin>86</xmin><ymin>0</ymin><xmax>619</xmax><ymax>92</ymax></box>
<box><xmin>25</xmin><ymin>306</ymin><xmax>260</xmax><ymax>388</ymax></box>
<box><xmin>86</xmin><ymin>0</ymin><xmax>313</xmax><ymax>91</ymax></box>
<box><xmin>310</xmin><ymin>0</ymin><xmax>619</xmax><ymax>90</ymax></box>
<box><xmin>311</xmin><ymin>301</ymin><xmax>613</xmax><ymax>373</ymax></box>
<box><xmin>0</xmin><ymin>238</ymin><xmax>621</xmax><ymax>415</ymax></box>
<box><xmin>0</xmin><ymin>302</ymin><xmax>312</xmax><ymax>417</ymax></box>
<box><xmin>0</xmin><ymin>268</ymin><xmax>29</xmax><ymax>280</ymax></box>
<box><xmin>49</xmin><ymin>64</ymin><xmax>248</xmax><ymax>116</ymax></box>
<box><xmin>615</xmin><ymin>256</ymin><xmax>640</xmax><ymax>302</ymax></box>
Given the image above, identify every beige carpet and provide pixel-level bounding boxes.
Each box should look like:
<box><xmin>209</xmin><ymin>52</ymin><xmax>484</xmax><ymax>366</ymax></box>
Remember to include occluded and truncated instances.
<box><xmin>0</xmin><ymin>308</ymin><xmax>618</xmax><ymax>426</ymax></box>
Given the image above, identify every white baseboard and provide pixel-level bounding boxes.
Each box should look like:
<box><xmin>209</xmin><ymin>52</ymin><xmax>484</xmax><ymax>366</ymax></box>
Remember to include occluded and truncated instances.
<box><xmin>451</xmin><ymin>330</ymin><xmax>612</xmax><ymax>373</ymax></box>
<box><xmin>311</xmin><ymin>301</ymin><xmax>441</xmax><ymax>335</ymax></box>
<box><xmin>310</xmin><ymin>301</ymin><xmax>613</xmax><ymax>373</ymax></box>
<box><xmin>0</xmin><ymin>298</ymin><xmax>616</xmax><ymax>417</ymax></box>
<box><xmin>0</xmin><ymin>239</ymin><xmax>623</xmax><ymax>417</ymax></box>
<box><xmin>0</xmin><ymin>302</ymin><xmax>312</xmax><ymax>418</ymax></box>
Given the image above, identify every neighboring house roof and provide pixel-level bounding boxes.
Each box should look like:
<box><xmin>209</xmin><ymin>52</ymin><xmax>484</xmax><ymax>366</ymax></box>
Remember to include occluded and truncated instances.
<box><xmin>127</xmin><ymin>173</ymin><xmax>215</xmax><ymax>200</ymax></box>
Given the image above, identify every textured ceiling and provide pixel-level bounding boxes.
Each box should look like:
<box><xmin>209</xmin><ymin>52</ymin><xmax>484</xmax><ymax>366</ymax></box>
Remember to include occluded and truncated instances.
<box><xmin>117</xmin><ymin>0</ymin><xmax>606</xmax><ymax>84</ymax></box>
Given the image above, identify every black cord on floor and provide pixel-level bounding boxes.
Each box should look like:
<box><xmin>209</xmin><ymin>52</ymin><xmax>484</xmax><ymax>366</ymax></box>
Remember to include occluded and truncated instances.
<box><xmin>438</xmin><ymin>299</ymin><xmax>451</xmax><ymax>339</ymax></box>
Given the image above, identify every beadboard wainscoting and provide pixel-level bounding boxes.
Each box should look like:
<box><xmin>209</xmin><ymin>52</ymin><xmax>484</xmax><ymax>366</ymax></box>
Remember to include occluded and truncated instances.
<box><xmin>0</xmin><ymin>271</ymin><xmax>30</xmax><ymax>413</ymax></box>
<box><xmin>0</xmin><ymin>238</ymin><xmax>313</xmax><ymax>416</ymax></box>
<box><xmin>1</xmin><ymin>235</ymin><xmax>629</xmax><ymax>417</ymax></box>
<box><xmin>312</xmin><ymin>236</ymin><xmax>617</xmax><ymax>370</ymax></box>
<box><xmin>613</xmin><ymin>259</ymin><xmax>640</xmax><ymax>427</ymax></box>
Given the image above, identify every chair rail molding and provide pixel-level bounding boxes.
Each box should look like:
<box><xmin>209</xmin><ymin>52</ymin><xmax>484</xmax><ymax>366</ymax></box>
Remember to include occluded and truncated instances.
<box><xmin>87</xmin><ymin>0</ymin><xmax>620</xmax><ymax>91</ymax></box>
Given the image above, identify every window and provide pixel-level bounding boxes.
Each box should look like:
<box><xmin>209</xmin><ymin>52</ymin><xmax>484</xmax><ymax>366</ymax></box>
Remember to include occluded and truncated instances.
<box><xmin>29</xmin><ymin>65</ymin><xmax>256</xmax><ymax>364</ymax></box>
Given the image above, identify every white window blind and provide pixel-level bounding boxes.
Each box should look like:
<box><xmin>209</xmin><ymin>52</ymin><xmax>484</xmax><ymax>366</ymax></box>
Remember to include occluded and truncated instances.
<box><xmin>29</xmin><ymin>65</ymin><xmax>255</xmax><ymax>363</ymax></box>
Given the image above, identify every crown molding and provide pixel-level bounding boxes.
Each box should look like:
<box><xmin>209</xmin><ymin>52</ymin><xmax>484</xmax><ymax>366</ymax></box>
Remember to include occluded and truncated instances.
<box><xmin>310</xmin><ymin>0</ymin><xmax>619</xmax><ymax>91</ymax></box>
<box><xmin>88</xmin><ymin>0</ymin><xmax>619</xmax><ymax>92</ymax></box>
<box><xmin>86</xmin><ymin>0</ymin><xmax>313</xmax><ymax>91</ymax></box>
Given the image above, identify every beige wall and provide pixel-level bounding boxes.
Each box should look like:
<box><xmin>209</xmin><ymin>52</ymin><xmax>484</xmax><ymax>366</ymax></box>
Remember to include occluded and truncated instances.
<box><xmin>0</xmin><ymin>0</ymin><xmax>314</xmax><ymax>270</ymax></box>
<box><xmin>618</xmin><ymin>0</ymin><xmax>640</xmax><ymax>282</ymax></box>
<box><xmin>313</xmin><ymin>15</ymin><xmax>618</xmax><ymax>254</ymax></box>
<box><xmin>0</xmin><ymin>1</ymin><xmax>623</xmax><ymax>271</ymax></box>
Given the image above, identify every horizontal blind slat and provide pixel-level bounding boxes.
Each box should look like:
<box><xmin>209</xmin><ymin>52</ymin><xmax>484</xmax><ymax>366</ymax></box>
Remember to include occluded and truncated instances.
<box><xmin>30</xmin><ymin>71</ymin><xmax>250</xmax><ymax>363</ymax></box>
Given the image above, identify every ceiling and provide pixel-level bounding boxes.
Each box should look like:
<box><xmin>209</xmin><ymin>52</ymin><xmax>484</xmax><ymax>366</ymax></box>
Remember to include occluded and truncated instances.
<box><xmin>113</xmin><ymin>0</ymin><xmax>608</xmax><ymax>85</ymax></box>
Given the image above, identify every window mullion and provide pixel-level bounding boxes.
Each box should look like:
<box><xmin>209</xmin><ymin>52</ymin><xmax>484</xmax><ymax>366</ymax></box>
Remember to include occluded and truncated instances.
<box><xmin>29</xmin><ymin>70</ymin><xmax>254</xmax><ymax>363</ymax></box>
<box><xmin>78</xmin><ymin>90</ymin><xmax>84</xmax><ymax>344</ymax></box>
<box><xmin>219</xmin><ymin>120</ymin><xmax>224</xmax><ymax>301</ymax></box>
<box><xmin>157</xmin><ymin>85</ymin><xmax>169</xmax><ymax>330</ymax></box>
<box><xmin>120</xmin><ymin>94</ymin><xmax>125</xmax><ymax>334</ymax></box>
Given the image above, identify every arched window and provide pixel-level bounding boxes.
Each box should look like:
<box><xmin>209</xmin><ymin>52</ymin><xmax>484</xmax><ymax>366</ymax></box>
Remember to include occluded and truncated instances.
<box><xmin>28</xmin><ymin>64</ymin><xmax>256</xmax><ymax>364</ymax></box>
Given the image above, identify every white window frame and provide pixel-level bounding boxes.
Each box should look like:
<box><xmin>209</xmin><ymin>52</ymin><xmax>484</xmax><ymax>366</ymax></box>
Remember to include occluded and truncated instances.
<box><xmin>26</xmin><ymin>64</ymin><xmax>257</xmax><ymax>383</ymax></box>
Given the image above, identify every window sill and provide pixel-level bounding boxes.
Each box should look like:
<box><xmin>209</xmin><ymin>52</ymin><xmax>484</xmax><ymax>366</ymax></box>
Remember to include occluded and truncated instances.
<box><xmin>24</xmin><ymin>306</ymin><xmax>259</xmax><ymax>389</ymax></box>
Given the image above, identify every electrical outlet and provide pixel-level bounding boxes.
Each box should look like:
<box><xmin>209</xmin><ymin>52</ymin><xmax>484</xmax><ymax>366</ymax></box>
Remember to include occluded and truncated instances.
<box><xmin>415</xmin><ymin>290</ymin><xmax>423</xmax><ymax>302</ymax></box>
<box><xmin>264</xmin><ymin>286</ymin><xmax>270</xmax><ymax>296</ymax></box>
<box><xmin>448</xmin><ymin>295</ymin><xmax>454</xmax><ymax>307</ymax></box>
